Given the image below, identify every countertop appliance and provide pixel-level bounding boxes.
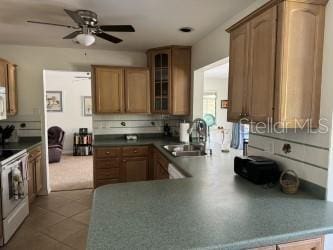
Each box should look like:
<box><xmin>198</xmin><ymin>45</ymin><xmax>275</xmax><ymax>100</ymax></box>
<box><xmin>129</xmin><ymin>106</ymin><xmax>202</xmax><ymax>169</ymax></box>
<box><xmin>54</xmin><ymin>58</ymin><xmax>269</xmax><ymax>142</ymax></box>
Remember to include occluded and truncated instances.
<box><xmin>0</xmin><ymin>149</ymin><xmax>29</xmax><ymax>245</ymax></box>
<box><xmin>234</xmin><ymin>156</ymin><xmax>280</xmax><ymax>185</ymax></box>
<box><xmin>0</xmin><ymin>87</ymin><xmax>6</xmax><ymax>120</ymax></box>
<box><xmin>168</xmin><ymin>164</ymin><xmax>185</xmax><ymax>179</ymax></box>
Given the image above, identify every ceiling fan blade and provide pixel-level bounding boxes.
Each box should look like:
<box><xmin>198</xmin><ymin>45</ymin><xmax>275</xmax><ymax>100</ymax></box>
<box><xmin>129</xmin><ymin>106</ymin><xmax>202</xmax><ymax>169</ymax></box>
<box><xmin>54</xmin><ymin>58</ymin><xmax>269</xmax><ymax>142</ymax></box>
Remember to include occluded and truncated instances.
<box><xmin>63</xmin><ymin>30</ymin><xmax>82</xmax><ymax>39</ymax></box>
<box><xmin>27</xmin><ymin>20</ymin><xmax>78</xmax><ymax>29</ymax></box>
<box><xmin>64</xmin><ymin>9</ymin><xmax>85</xmax><ymax>25</ymax></box>
<box><xmin>99</xmin><ymin>25</ymin><xmax>135</xmax><ymax>32</ymax></box>
<box><xmin>95</xmin><ymin>32</ymin><xmax>122</xmax><ymax>43</ymax></box>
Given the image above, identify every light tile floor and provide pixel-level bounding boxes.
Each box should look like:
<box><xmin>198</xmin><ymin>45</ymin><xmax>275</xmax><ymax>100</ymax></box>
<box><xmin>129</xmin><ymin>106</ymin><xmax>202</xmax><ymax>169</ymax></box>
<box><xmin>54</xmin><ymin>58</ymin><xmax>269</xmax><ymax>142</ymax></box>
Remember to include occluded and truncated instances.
<box><xmin>2</xmin><ymin>189</ymin><xmax>93</xmax><ymax>250</ymax></box>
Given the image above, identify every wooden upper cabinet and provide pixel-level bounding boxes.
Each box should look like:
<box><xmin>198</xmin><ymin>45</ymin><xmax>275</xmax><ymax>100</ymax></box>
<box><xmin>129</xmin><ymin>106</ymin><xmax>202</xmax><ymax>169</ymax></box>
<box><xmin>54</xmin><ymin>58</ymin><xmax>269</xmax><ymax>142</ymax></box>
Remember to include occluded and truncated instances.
<box><xmin>0</xmin><ymin>60</ymin><xmax>7</xmax><ymax>88</ymax></box>
<box><xmin>247</xmin><ymin>6</ymin><xmax>277</xmax><ymax>122</ymax></box>
<box><xmin>150</xmin><ymin>49</ymin><xmax>172</xmax><ymax>114</ymax></box>
<box><xmin>147</xmin><ymin>46</ymin><xmax>191</xmax><ymax>116</ymax></box>
<box><xmin>93</xmin><ymin>66</ymin><xmax>124</xmax><ymax>113</ymax></box>
<box><xmin>6</xmin><ymin>63</ymin><xmax>17</xmax><ymax>115</ymax></box>
<box><xmin>226</xmin><ymin>0</ymin><xmax>328</xmax><ymax>128</ymax></box>
<box><xmin>228</xmin><ymin>24</ymin><xmax>250</xmax><ymax>122</ymax></box>
<box><xmin>92</xmin><ymin>66</ymin><xmax>150</xmax><ymax>114</ymax></box>
<box><xmin>275</xmin><ymin>1</ymin><xmax>326</xmax><ymax>128</ymax></box>
<box><xmin>277</xmin><ymin>237</ymin><xmax>323</xmax><ymax>250</ymax></box>
<box><xmin>171</xmin><ymin>47</ymin><xmax>191</xmax><ymax>115</ymax></box>
<box><xmin>125</xmin><ymin>68</ymin><xmax>150</xmax><ymax>113</ymax></box>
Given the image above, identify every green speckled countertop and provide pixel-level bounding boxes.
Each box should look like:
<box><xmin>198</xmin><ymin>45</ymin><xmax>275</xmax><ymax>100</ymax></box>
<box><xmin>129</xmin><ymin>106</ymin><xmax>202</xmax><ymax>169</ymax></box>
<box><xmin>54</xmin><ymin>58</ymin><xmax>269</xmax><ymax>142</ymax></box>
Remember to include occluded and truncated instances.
<box><xmin>1</xmin><ymin>137</ymin><xmax>42</xmax><ymax>151</ymax></box>
<box><xmin>88</xmin><ymin>137</ymin><xmax>333</xmax><ymax>250</ymax></box>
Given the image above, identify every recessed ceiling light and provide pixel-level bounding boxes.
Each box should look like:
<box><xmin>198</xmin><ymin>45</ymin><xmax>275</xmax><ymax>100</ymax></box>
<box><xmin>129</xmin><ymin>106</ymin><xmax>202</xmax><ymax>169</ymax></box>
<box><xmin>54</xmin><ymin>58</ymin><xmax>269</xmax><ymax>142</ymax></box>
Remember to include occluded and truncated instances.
<box><xmin>179</xmin><ymin>27</ymin><xmax>193</xmax><ymax>33</ymax></box>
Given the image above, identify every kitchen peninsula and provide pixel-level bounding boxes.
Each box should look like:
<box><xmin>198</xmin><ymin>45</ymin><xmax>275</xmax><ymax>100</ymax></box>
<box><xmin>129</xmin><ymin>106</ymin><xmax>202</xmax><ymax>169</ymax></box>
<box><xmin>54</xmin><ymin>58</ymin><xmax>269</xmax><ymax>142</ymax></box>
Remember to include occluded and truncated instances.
<box><xmin>87</xmin><ymin>137</ymin><xmax>333</xmax><ymax>250</ymax></box>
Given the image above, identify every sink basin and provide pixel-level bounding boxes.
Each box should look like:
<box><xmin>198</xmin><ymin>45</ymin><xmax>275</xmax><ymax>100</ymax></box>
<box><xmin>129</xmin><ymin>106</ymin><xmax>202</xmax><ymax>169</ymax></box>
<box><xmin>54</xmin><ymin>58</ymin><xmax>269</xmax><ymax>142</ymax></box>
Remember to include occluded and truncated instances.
<box><xmin>163</xmin><ymin>144</ymin><xmax>206</xmax><ymax>157</ymax></box>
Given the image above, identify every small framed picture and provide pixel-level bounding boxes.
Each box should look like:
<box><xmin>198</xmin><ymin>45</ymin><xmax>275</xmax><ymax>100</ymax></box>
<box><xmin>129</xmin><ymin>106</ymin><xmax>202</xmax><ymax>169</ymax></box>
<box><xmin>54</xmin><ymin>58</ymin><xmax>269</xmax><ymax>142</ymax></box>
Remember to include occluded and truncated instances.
<box><xmin>83</xmin><ymin>96</ymin><xmax>92</xmax><ymax>116</ymax></box>
<box><xmin>46</xmin><ymin>91</ymin><xmax>63</xmax><ymax>112</ymax></box>
<box><xmin>221</xmin><ymin>100</ymin><xmax>229</xmax><ymax>109</ymax></box>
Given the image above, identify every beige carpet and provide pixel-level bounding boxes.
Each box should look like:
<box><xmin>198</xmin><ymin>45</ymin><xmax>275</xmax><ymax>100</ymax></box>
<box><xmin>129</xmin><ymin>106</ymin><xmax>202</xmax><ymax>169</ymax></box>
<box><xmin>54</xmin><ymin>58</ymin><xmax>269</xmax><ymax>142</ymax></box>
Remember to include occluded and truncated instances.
<box><xmin>49</xmin><ymin>154</ymin><xmax>93</xmax><ymax>191</ymax></box>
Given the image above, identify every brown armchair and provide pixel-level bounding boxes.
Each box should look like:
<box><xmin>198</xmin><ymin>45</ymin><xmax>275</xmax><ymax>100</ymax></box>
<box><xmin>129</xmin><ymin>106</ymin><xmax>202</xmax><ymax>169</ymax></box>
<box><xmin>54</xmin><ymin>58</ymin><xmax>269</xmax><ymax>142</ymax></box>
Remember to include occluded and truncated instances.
<box><xmin>48</xmin><ymin>126</ymin><xmax>65</xmax><ymax>163</ymax></box>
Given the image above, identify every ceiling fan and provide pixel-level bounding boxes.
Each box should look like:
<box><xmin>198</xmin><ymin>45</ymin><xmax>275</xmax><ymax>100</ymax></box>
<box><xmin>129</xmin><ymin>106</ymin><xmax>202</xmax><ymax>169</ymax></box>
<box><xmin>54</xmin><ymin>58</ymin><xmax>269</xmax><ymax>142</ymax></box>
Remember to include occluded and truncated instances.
<box><xmin>27</xmin><ymin>9</ymin><xmax>135</xmax><ymax>46</ymax></box>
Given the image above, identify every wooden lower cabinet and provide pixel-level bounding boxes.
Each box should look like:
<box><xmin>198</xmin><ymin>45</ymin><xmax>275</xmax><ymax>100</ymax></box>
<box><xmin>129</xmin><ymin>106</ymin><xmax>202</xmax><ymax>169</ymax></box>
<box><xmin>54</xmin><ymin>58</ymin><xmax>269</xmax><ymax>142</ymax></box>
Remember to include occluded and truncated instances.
<box><xmin>94</xmin><ymin>146</ymin><xmax>150</xmax><ymax>188</ymax></box>
<box><xmin>277</xmin><ymin>237</ymin><xmax>323</xmax><ymax>250</ymax></box>
<box><xmin>122</xmin><ymin>157</ymin><xmax>148</xmax><ymax>182</ymax></box>
<box><xmin>249</xmin><ymin>237</ymin><xmax>323</xmax><ymax>250</ymax></box>
<box><xmin>28</xmin><ymin>145</ymin><xmax>42</xmax><ymax>203</ymax></box>
<box><xmin>153</xmin><ymin>148</ymin><xmax>169</xmax><ymax>180</ymax></box>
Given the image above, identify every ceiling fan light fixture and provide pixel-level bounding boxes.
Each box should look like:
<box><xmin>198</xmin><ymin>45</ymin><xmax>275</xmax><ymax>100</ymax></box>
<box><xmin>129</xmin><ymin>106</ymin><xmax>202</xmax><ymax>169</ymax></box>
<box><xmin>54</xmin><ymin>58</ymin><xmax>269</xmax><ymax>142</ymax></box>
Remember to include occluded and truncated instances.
<box><xmin>76</xmin><ymin>33</ymin><xmax>95</xmax><ymax>46</ymax></box>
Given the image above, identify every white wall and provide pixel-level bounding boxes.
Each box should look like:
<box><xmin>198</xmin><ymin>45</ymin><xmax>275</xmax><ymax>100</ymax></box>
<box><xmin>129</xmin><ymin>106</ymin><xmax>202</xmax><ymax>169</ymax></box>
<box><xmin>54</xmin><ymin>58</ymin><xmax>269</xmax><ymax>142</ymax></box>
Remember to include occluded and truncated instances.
<box><xmin>0</xmin><ymin>44</ymin><xmax>146</xmax><ymax>194</ymax></box>
<box><xmin>45</xmin><ymin>70</ymin><xmax>92</xmax><ymax>154</ymax></box>
<box><xmin>192</xmin><ymin>0</ymin><xmax>333</xmax><ymax>189</ymax></box>
<box><xmin>0</xmin><ymin>44</ymin><xmax>146</xmax><ymax>117</ymax></box>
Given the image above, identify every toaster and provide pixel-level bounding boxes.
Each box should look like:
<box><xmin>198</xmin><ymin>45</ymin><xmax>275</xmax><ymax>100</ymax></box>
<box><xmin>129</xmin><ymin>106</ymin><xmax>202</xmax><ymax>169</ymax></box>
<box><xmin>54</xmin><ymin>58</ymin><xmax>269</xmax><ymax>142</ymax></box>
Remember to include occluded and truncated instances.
<box><xmin>234</xmin><ymin>156</ymin><xmax>280</xmax><ymax>185</ymax></box>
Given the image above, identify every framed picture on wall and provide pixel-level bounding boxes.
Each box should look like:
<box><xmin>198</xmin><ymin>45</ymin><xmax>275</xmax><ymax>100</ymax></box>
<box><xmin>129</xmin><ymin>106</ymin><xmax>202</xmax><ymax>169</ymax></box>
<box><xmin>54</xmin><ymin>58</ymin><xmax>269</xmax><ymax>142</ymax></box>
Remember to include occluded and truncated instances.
<box><xmin>46</xmin><ymin>91</ymin><xmax>63</xmax><ymax>112</ymax></box>
<box><xmin>83</xmin><ymin>96</ymin><xmax>92</xmax><ymax>116</ymax></box>
<box><xmin>221</xmin><ymin>100</ymin><xmax>229</xmax><ymax>109</ymax></box>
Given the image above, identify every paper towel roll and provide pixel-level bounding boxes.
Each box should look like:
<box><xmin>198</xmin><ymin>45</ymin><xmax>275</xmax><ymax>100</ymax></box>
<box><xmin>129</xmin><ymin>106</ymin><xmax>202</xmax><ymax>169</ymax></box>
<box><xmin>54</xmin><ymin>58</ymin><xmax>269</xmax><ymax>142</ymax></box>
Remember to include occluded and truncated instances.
<box><xmin>180</xmin><ymin>123</ymin><xmax>190</xmax><ymax>143</ymax></box>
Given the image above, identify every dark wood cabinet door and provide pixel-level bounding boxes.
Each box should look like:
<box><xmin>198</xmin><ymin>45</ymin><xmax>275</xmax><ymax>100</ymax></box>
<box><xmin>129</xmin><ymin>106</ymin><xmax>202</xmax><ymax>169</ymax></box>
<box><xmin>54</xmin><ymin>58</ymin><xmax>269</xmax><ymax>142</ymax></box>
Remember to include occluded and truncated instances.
<box><xmin>122</xmin><ymin>157</ymin><xmax>148</xmax><ymax>182</ymax></box>
<box><xmin>153</xmin><ymin>149</ymin><xmax>169</xmax><ymax>180</ymax></box>
<box><xmin>155</xmin><ymin>161</ymin><xmax>169</xmax><ymax>180</ymax></box>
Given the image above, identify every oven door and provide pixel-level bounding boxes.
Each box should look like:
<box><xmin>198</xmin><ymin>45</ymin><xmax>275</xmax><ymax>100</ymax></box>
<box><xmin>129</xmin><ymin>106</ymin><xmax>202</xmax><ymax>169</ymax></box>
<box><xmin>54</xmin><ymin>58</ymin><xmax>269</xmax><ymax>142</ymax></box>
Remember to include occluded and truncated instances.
<box><xmin>0</xmin><ymin>89</ymin><xmax>7</xmax><ymax>120</ymax></box>
<box><xmin>1</xmin><ymin>155</ymin><xmax>29</xmax><ymax>218</ymax></box>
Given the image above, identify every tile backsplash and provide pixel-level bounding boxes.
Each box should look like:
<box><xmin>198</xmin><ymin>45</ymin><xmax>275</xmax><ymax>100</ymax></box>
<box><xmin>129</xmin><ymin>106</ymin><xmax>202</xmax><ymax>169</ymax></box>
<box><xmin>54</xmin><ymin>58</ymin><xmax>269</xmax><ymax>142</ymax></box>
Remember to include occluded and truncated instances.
<box><xmin>248</xmin><ymin>132</ymin><xmax>329</xmax><ymax>188</ymax></box>
<box><xmin>0</xmin><ymin>115</ymin><xmax>42</xmax><ymax>141</ymax></box>
<box><xmin>93</xmin><ymin>114</ymin><xmax>185</xmax><ymax>135</ymax></box>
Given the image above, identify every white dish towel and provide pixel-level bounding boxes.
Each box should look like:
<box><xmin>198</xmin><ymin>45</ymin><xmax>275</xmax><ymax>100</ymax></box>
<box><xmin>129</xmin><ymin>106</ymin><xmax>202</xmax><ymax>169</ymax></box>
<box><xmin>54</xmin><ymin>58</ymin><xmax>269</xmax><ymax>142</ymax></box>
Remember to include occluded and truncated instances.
<box><xmin>12</xmin><ymin>167</ymin><xmax>24</xmax><ymax>200</ymax></box>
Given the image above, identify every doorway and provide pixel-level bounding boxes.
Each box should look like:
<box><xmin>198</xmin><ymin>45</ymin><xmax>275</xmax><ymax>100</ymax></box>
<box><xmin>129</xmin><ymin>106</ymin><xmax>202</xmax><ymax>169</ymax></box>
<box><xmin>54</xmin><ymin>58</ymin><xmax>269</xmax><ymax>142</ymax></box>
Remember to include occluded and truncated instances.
<box><xmin>43</xmin><ymin>70</ymin><xmax>93</xmax><ymax>191</ymax></box>
<box><xmin>193</xmin><ymin>58</ymin><xmax>248</xmax><ymax>154</ymax></box>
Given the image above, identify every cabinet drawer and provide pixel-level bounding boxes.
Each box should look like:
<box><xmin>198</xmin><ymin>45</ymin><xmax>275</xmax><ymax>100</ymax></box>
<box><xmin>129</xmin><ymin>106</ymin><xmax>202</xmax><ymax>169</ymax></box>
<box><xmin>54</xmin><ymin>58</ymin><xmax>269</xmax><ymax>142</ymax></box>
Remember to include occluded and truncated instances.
<box><xmin>94</xmin><ymin>147</ymin><xmax>121</xmax><ymax>158</ymax></box>
<box><xmin>94</xmin><ymin>158</ymin><xmax>121</xmax><ymax>169</ymax></box>
<box><xmin>122</xmin><ymin>146</ymin><xmax>149</xmax><ymax>157</ymax></box>
<box><xmin>94</xmin><ymin>179</ymin><xmax>120</xmax><ymax>188</ymax></box>
<box><xmin>95</xmin><ymin>168</ymin><xmax>121</xmax><ymax>180</ymax></box>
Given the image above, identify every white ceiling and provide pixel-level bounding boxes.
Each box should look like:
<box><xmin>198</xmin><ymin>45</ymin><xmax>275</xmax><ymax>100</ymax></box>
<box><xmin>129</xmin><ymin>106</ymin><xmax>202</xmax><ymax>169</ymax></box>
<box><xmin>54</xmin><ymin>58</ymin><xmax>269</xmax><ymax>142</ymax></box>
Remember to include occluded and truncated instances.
<box><xmin>0</xmin><ymin>0</ymin><xmax>256</xmax><ymax>51</ymax></box>
<box><xmin>204</xmin><ymin>63</ymin><xmax>229</xmax><ymax>79</ymax></box>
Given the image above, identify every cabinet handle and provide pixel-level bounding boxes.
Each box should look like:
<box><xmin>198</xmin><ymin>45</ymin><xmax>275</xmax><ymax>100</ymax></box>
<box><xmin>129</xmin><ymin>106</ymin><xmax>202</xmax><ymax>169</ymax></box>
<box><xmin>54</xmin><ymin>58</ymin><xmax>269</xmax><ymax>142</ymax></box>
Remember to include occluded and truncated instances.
<box><xmin>134</xmin><ymin>150</ymin><xmax>138</xmax><ymax>153</ymax></box>
<box><xmin>105</xmin><ymin>151</ymin><xmax>110</xmax><ymax>155</ymax></box>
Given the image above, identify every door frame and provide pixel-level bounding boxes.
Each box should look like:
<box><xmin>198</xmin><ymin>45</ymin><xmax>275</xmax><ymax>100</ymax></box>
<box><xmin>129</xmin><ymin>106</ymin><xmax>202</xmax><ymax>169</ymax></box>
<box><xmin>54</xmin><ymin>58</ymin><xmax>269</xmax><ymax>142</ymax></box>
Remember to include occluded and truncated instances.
<box><xmin>42</xmin><ymin>69</ymin><xmax>93</xmax><ymax>193</ymax></box>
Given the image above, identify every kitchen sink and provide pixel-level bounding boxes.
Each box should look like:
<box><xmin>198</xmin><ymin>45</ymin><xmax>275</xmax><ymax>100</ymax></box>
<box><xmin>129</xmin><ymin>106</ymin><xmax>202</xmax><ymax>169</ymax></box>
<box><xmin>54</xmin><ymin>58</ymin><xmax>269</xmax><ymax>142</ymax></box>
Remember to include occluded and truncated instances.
<box><xmin>163</xmin><ymin>144</ymin><xmax>206</xmax><ymax>157</ymax></box>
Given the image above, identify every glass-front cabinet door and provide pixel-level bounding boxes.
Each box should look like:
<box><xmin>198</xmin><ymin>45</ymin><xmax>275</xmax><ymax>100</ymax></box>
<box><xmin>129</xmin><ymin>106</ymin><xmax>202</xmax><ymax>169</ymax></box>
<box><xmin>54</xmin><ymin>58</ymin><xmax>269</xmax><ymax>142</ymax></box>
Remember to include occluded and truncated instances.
<box><xmin>151</xmin><ymin>49</ymin><xmax>171</xmax><ymax>113</ymax></box>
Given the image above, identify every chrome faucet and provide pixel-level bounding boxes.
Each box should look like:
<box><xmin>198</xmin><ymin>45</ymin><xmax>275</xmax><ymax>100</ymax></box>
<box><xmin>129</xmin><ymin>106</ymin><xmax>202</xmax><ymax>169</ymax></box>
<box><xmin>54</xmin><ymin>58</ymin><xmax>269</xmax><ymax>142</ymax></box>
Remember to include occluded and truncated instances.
<box><xmin>187</xmin><ymin>118</ymin><xmax>208</xmax><ymax>154</ymax></box>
